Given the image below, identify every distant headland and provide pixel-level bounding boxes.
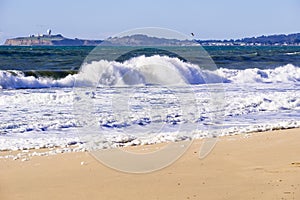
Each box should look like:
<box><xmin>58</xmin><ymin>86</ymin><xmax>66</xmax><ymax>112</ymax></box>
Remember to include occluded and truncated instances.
<box><xmin>3</xmin><ymin>30</ymin><xmax>300</xmax><ymax>46</ymax></box>
<box><xmin>4</xmin><ymin>30</ymin><xmax>103</xmax><ymax>46</ymax></box>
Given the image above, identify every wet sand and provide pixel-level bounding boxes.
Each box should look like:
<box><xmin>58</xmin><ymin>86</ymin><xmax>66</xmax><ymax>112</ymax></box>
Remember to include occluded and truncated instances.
<box><xmin>1</xmin><ymin>128</ymin><xmax>300</xmax><ymax>200</ymax></box>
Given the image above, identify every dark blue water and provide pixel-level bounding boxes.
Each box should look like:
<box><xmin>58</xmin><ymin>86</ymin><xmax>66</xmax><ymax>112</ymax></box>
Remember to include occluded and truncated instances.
<box><xmin>0</xmin><ymin>46</ymin><xmax>299</xmax><ymax>78</ymax></box>
<box><xmin>206</xmin><ymin>46</ymin><xmax>300</xmax><ymax>69</ymax></box>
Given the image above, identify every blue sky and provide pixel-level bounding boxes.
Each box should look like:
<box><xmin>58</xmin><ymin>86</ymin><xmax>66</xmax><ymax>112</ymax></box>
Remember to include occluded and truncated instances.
<box><xmin>0</xmin><ymin>0</ymin><xmax>299</xmax><ymax>43</ymax></box>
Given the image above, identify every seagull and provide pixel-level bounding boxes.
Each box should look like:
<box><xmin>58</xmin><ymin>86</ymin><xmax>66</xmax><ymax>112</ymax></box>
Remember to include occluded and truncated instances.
<box><xmin>190</xmin><ymin>33</ymin><xmax>194</xmax><ymax>37</ymax></box>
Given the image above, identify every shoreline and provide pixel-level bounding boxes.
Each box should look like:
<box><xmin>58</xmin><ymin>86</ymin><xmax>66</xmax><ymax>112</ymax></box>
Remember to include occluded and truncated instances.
<box><xmin>3</xmin><ymin>32</ymin><xmax>300</xmax><ymax>46</ymax></box>
<box><xmin>1</xmin><ymin>126</ymin><xmax>299</xmax><ymax>160</ymax></box>
<box><xmin>1</xmin><ymin>128</ymin><xmax>299</xmax><ymax>199</ymax></box>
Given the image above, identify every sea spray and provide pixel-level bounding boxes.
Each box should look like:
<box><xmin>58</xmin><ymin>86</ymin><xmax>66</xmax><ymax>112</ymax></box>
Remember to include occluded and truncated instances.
<box><xmin>1</xmin><ymin>56</ymin><xmax>299</xmax><ymax>89</ymax></box>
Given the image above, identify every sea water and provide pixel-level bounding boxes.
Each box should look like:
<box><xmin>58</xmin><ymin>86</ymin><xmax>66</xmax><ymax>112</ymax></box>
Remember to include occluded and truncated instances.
<box><xmin>0</xmin><ymin>46</ymin><xmax>299</xmax><ymax>151</ymax></box>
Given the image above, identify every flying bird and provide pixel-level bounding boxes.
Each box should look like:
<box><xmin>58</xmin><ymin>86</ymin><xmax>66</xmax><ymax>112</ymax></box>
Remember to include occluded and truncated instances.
<box><xmin>190</xmin><ymin>33</ymin><xmax>194</xmax><ymax>37</ymax></box>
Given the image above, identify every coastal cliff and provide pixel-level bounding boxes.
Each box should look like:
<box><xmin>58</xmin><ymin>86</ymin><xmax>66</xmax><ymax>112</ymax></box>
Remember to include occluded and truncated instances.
<box><xmin>4</xmin><ymin>34</ymin><xmax>103</xmax><ymax>46</ymax></box>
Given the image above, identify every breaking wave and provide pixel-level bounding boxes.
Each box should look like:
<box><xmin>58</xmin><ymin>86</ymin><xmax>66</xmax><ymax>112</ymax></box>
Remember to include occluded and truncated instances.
<box><xmin>0</xmin><ymin>55</ymin><xmax>299</xmax><ymax>89</ymax></box>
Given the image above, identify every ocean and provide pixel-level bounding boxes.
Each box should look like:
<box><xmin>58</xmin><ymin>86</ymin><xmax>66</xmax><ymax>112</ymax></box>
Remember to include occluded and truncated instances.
<box><xmin>0</xmin><ymin>46</ymin><xmax>299</xmax><ymax>151</ymax></box>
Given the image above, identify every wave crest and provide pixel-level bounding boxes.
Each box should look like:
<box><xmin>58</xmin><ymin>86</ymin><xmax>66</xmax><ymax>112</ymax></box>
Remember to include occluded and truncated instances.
<box><xmin>217</xmin><ymin>64</ymin><xmax>300</xmax><ymax>83</ymax></box>
<box><xmin>0</xmin><ymin>55</ymin><xmax>299</xmax><ymax>89</ymax></box>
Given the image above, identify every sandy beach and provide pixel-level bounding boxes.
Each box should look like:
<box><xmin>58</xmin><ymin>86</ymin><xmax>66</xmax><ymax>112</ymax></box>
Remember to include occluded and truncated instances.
<box><xmin>1</xmin><ymin>1</ymin><xmax>299</xmax><ymax>200</ymax></box>
<box><xmin>0</xmin><ymin>128</ymin><xmax>300</xmax><ymax>200</ymax></box>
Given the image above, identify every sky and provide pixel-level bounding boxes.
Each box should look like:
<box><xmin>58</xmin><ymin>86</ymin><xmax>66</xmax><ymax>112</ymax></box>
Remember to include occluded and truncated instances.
<box><xmin>0</xmin><ymin>0</ymin><xmax>299</xmax><ymax>44</ymax></box>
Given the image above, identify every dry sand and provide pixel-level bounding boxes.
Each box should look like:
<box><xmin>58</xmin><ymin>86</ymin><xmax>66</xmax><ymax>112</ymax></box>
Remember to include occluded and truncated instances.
<box><xmin>1</xmin><ymin>128</ymin><xmax>300</xmax><ymax>200</ymax></box>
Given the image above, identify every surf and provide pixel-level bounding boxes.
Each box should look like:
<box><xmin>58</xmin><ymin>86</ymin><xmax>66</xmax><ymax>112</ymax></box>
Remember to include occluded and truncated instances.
<box><xmin>0</xmin><ymin>55</ymin><xmax>299</xmax><ymax>89</ymax></box>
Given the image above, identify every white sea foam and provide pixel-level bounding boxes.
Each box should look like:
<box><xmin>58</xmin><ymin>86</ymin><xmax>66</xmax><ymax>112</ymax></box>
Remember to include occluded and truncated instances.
<box><xmin>0</xmin><ymin>56</ymin><xmax>299</xmax><ymax>154</ymax></box>
<box><xmin>0</xmin><ymin>56</ymin><xmax>299</xmax><ymax>89</ymax></box>
<box><xmin>217</xmin><ymin>64</ymin><xmax>300</xmax><ymax>83</ymax></box>
<box><xmin>285</xmin><ymin>51</ymin><xmax>300</xmax><ymax>55</ymax></box>
<box><xmin>0</xmin><ymin>81</ymin><xmax>299</xmax><ymax>152</ymax></box>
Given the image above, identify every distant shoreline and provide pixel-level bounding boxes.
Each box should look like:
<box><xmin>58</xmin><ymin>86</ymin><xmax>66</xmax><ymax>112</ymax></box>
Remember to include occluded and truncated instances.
<box><xmin>3</xmin><ymin>32</ymin><xmax>300</xmax><ymax>46</ymax></box>
<box><xmin>3</xmin><ymin>34</ymin><xmax>103</xmax><ymax>46</ymax></box>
